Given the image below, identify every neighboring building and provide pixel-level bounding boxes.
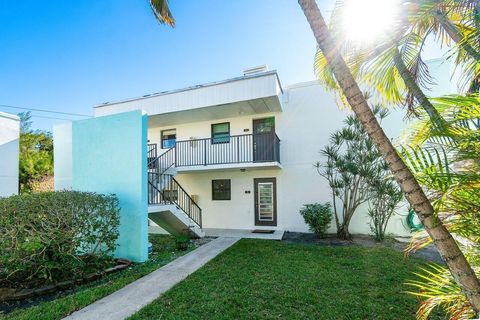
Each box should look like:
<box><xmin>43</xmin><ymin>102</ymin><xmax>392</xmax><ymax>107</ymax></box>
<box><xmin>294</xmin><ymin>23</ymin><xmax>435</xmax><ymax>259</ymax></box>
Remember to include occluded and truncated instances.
<box><xmin>0</xmin><ymin>112</ymin><xmax>20</xmax><ymax>197</ymax></box>
<box><xmin>93</xmin><ymin>68</ymin><xmax>412</xmax><ymax>237</ymax></box>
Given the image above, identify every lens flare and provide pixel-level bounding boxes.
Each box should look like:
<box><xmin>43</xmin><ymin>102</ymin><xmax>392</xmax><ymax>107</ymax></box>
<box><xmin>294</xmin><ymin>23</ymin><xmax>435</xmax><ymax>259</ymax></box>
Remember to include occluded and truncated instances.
<box><xmin>340</xmin><ymin>0</ymin><xmax>399</xmax><ymax>44</ymax></box>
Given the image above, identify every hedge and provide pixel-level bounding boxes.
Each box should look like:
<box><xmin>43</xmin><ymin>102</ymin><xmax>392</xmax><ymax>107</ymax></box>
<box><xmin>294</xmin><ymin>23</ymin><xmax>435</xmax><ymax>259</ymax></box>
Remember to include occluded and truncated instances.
<box><xmin>0</xmin><ymin>191</ymin><xmax>120</xmax><ymax>289</ymax></box>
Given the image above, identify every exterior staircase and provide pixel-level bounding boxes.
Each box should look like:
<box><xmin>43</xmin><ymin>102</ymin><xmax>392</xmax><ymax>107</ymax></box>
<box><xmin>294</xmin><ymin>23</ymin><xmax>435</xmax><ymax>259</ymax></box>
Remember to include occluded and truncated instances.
<box><xmin>147</xmin><ymin>146</ymin><xmax>204</xmax><ymax>238</ymax></box>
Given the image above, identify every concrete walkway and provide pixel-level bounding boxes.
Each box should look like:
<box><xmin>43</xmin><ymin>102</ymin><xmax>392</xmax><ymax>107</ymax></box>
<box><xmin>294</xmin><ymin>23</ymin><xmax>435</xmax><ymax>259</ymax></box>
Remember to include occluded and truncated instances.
<box><xmin>64</xmin><ymin>237</ymin><xmax>240</xmax><ymax>320</ymax></box>
<box><xmin>204</xmin><ymin>228</ymin><xmax>284</xmax><ymax>240</ymax></box>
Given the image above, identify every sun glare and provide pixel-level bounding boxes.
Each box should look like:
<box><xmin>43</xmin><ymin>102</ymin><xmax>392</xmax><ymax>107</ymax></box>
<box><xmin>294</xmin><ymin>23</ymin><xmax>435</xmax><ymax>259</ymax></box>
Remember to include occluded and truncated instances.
<box><xmin>340</xmin><ymin>0</ymin><xmax>399</xmax><ymax>44</ymax></box>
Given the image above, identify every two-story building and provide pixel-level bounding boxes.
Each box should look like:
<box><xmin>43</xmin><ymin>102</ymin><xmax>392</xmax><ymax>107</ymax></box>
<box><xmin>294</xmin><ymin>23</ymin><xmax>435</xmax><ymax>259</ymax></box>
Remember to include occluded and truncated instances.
<box><xmin>92</xmin><ymin>67</ymin><xmax>411</xmax><ymax>238</ymax></box>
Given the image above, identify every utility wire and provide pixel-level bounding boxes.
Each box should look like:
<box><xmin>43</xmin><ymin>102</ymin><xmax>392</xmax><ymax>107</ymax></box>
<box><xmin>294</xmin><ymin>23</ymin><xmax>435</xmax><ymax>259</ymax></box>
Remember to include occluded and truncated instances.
<box><xmin>0</xmin><ymin>103</ymin><xmax>91</xmax><ymax>118</ymax></box>
<box><xmin>28</xmin><ymin>114</ymin><xmax>74</xmax><ymax>121</ymax></box>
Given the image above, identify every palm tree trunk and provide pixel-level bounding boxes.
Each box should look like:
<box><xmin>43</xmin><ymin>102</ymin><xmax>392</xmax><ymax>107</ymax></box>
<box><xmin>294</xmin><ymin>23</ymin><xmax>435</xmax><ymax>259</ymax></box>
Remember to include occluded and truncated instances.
<box><xmin>392</xmin><ymin>48</ymin><xmax>446</xmax><ymax>127</ymax></box>
<box><xmin>298</xmin><ymin>0</ymin><xmax>480</xmax><ymax>312</ymax></box>
<box><xmin>433</xmin><ymin>10</ymin><xmax>480</xmax><ymax>63</ymax></box>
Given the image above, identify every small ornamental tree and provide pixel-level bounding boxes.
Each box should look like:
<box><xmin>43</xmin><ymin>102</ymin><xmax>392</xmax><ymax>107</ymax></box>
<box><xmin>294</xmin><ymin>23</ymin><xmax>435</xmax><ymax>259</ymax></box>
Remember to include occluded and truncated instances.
<box><xmin>316</xmin><ymin>107</ymin><xmax>388</xmax><ymax>240</ymax></box>
<box><xmin>367</xmin><ymin>172</ymin><xmax>403</xmax><ymax>241</ymax></box>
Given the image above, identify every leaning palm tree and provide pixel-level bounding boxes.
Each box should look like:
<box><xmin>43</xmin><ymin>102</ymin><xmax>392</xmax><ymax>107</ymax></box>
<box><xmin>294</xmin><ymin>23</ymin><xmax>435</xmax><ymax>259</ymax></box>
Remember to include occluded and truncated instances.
<box><xmin>297</xmin><ymin>0</ymin><xmax>480</xmax><ymax>312</ymax></box>
<box><xmin>150</xmin><ymin>0</ymin><xmax>175</xmax><ymax>27</ymax></box>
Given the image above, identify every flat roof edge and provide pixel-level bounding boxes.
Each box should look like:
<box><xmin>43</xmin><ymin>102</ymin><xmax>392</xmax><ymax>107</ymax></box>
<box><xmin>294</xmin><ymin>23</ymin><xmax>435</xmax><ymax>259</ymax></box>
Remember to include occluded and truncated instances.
<box><xmin>95</xmin><ymin>70</ymin><xmax>282</xmax><ymax>108</ymax></box>
<box><xmin>0</xmin><ymin>111</ymin><xmax>20</xmax><ymax>121</ymax></box>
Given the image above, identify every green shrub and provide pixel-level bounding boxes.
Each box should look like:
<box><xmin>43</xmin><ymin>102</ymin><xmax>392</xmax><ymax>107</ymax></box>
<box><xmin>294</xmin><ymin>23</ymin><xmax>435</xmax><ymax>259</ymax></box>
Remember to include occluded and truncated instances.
<box><xmin>175</xmin><ymin>235</ymin><xmax>190</xmax><ymax>251</ymax></box>
<box><xmin>0</xmin><ymin>191</ymin><xmax>120</xmax><ymax>289</ymax></box>
<box><xmin>299</xmin><ymin>203</ymin><xmax>333</xmax><ymax>238</ymax></box>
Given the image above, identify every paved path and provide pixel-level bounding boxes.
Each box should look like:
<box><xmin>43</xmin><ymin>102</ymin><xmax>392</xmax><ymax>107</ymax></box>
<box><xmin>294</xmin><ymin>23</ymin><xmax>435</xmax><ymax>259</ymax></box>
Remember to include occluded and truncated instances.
<box><xmin>64</xmin><ymin>237</ymin><xmax>240</xmax><ymax>320</ymax></box>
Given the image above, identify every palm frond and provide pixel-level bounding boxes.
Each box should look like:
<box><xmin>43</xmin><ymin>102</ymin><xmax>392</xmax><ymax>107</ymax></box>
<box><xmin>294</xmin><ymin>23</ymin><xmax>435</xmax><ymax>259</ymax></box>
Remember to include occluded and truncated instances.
<box><xmin>405</xmin><ymin>264</ymin><xmax>477</xmax><ymax>320</ymax></box>
<box><xmin>150</xmin><ymin>0</ymin><xmax>175</xmax><ymax>27</ymax></box>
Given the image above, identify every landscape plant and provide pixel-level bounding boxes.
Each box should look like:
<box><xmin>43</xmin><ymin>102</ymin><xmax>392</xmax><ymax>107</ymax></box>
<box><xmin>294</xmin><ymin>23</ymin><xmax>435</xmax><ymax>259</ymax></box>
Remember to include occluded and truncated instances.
<box><xmin>401</xmin><ymin>96</ymin><xmax>480</xmax><ymax>319</ymax></box>
<box><xmin>2</xmin><ymin>234</ymin><xmax>193</xmax><ymax>320</ymax></box>
<box><xmin>298</xmin><ymin>0</ymin><xmax>480</xmax><ymax>313</ymax></box>
<box><xmin>313</xmin><ymin>0</ymin><xmax>480</xmax><ymax>121</ymax></box>
<box><xmin>299</xmin><ymin>202</ymin><xmax>333</xmax><ymax>238</ymax></box>
<box><xmin>18</xmin><ymin>112</ymin><xmax>54</xmax><ymax>193</ymax></box>
<box><xmin>174</xmin><ymin>235</ymin><xmax>190</xmax><ymax>251</ymax></box>
<box><xmin>315</xmin><ymin>107</ymin><xmax>388</xmax><ymax>240</ymax></box>
<box><xmin>367</xmin><ymin>174</ymin><xmax>403</xmax><ymax>242</ymax></box>
<box><xmin>0</xmin><ymin>191</ymin><xmax>120</xmax><ymax>289</ymax></box>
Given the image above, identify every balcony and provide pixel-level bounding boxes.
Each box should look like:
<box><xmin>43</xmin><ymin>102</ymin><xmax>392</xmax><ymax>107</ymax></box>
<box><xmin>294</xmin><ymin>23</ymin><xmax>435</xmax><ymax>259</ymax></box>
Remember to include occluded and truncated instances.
<box><xmin>174</xmin><ymin>133</ymin><xmax>281</xmax><ymax>172</ymax></box>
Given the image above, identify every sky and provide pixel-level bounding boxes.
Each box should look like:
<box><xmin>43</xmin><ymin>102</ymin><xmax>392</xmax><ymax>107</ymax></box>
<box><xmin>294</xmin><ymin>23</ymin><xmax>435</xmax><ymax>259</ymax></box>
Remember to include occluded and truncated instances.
<box><xmin>0</xmin><ymin>0</ymin><xmax>445</xmax><ymax>131</ymax></box>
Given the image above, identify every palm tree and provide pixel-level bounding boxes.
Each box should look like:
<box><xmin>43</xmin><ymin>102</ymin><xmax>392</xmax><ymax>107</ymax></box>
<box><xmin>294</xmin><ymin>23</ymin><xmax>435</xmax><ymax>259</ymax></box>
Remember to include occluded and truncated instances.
<box><xmin>150</xmin><ymin>0</ymin><xmax>175</xmax><ymax>27</ymax></box>
<box><xmin>314</xmin><ymin>23</ymin><xmax>446</xmax><ymax>126</ymax></box>
<box><xmin>406</xmin><ymin>0</ymin><xmax>480</xmax><ymax>92</ymax></box>
<box><xmin>392</xmin><ymin>46</ymin><xmax>446</xmax><ymax>124</ymax></box>
<box><xmin>402</xmin><ymin>95</ymin><xmax>480</xmax><ymax>318</ymax></box>
<box><xmin>314</xmin><ymin>0</ymin><xmax>480</xmax><ymax>125</ymax></box>
<box><xmin>297</xmin><ymin>0</ymin><xmax>480</xmax><ymax>312</ymax></box>
<box><xmin>409</xmin><ymin>0</ymin><xmax>480</xmax><ymax>62</ymax></box>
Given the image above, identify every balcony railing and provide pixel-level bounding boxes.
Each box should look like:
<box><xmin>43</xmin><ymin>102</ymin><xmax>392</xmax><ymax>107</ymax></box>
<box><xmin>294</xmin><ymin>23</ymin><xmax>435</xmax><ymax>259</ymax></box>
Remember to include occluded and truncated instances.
<box><xmin>175</xmin><ymin>132</ymin><xmax>280</xmax><ymax>167</ymax></box>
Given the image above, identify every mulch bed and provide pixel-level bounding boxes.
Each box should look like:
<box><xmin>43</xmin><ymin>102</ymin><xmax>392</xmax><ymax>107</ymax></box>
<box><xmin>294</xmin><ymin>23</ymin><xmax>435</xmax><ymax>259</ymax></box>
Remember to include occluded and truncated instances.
<box><xmin>0</xmin><ymin>258</ymin><xmax>132</xmax><ymax>314</ymax></box>
<box><xmin>282</xmin><ymin>232</ymin><xmax>445</xmax><ymax>264</ymax></box>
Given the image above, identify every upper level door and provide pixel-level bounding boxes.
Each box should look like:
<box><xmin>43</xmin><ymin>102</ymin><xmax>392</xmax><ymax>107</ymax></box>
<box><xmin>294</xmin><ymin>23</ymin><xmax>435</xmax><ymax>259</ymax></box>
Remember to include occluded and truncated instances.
<box><xmin>253</xmin><ymin>117</ymin><xmax>275</xmax><ymax>162</ymax></box>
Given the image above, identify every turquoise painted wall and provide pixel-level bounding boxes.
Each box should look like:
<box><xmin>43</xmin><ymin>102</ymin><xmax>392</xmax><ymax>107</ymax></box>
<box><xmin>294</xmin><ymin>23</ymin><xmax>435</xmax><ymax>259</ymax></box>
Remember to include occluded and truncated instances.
<box><xmin>72</xmin><ymin>110</ymin><xmax>148</xmax><ymax>262</ymax></box>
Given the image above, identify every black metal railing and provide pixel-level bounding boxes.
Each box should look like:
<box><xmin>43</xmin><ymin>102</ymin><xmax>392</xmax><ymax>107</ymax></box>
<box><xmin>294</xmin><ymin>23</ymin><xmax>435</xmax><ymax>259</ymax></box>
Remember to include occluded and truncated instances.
<box><xmin>148</xmin><ymin>143</ymin><xmax>157</xmax><ymax>159</ymax></box>
<box><xmin>148</xmin><ymin>147</ymin><xmax>175</xmax><ymax>175</ymax></box>
<box><xmin>148</xmin><ymin>173</ymin><xmax>202</xmax><ymax>228</ymax></box>
<box><xmin>147</xmin><ymin>144</ymin><xmax>158</xmax><ymax>169</ymax></box>
<box><xmin>175</xmin><ymin>132</ymin><xmax>280</xmax><ymax>167</ymax></box>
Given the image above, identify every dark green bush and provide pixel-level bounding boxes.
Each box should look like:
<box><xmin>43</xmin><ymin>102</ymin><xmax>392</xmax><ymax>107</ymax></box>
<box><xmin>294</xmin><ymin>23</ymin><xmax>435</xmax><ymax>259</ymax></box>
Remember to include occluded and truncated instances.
<box><xmin>0</xmin><ymin>191</ymin><xmax>120</xmax><ymax>288</ymax></box>
<box><xmin>175</xmin><ymin>235</ymin><xmax>190</xmax><ymax>251</ymax></box>
<box><xmin>300</xmin><ymin>203</ymin><xmax>333</xmax><ymax>238</ymax></box>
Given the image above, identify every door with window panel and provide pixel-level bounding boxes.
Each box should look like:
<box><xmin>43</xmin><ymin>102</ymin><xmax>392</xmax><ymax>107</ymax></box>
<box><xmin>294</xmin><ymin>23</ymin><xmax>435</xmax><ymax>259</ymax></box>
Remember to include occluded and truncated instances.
<box><xmin>254</xmin><ymin>178</ymin><xmax>277</xmax><ymax>226</ymax></box>
<box><xmin>253</xmin><ymin>117</ymin><xmax>275</xmax><ymax>162</ymax></box>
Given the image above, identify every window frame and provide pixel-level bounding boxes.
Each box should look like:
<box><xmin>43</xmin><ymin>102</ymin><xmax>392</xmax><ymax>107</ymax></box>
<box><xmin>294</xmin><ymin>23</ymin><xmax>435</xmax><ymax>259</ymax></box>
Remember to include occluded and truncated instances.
<box><xmin>161</xmin><ymin>129</ymin><xmax>176</xmax><ymax>149</ymax></box>
<box><xmin>211</xmin><ymin>122</ymin><xmax>230</xmax><ymax>144</ymax></box>
<box><xmin>212</xmin><ymin>179</ymin><xmax>231</xmax><ymax>201</ymax></box>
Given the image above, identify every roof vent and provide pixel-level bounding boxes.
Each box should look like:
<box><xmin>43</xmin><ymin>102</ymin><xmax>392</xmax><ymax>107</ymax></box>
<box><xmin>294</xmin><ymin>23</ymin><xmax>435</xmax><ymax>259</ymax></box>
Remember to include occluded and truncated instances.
<box><xmin>243</xmin><ymin>65</ymin><xmax>269</xmax><ymax>76</ymax></box>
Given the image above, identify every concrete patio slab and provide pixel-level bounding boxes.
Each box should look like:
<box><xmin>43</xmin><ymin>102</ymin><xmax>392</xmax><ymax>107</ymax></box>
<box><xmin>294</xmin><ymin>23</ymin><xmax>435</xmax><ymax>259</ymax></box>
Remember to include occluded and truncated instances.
<box><xmin>204</xmin><ymin>228</ymin><xmax>284</xmax><ymax>240</ymax></box>
<box><xmin>64</xmin><ymin>237</ymin><xmax>240</xmax><ymax>320</ymax></box>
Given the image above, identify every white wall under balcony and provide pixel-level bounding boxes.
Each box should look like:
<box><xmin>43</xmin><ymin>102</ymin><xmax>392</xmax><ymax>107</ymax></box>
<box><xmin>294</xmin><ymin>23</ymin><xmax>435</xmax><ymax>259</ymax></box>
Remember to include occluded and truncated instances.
<box><xmin>0</xmin><ymin>112</ymin><xmax>20</xmax><ymax>197</ymax></box>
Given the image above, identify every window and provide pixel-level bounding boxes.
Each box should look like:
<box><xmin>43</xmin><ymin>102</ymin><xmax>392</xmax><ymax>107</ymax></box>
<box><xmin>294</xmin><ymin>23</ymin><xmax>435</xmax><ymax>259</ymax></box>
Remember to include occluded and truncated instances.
<box><xmin>253</xmin><ymin>117</ymin><xmax>275</xmax><ymax>134</ymax></box>
<box><xmin>161</xmin><ymin>129</ymin><xmax>176</xmax><ymax>149</ymax></box>
<box><xmin>211</xmin><ymin>122</ymin><xmax>230</xmax><ymax>144</ymax></box>
<box><xmin>212</xmin><ymin>179</ymin><xmax>231</xmax><ymax>200</ymax></box>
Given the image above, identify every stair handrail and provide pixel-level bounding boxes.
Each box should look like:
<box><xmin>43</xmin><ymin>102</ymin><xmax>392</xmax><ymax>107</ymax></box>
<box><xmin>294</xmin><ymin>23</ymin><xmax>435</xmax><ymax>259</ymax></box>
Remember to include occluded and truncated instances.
<box><xmin>171</xmin><ymin>176</ymin><xmax>201</xmax><ymax>208</ymax></box>
<box><xmin>148</xmin><ymin>146</ymin><xmax>175</xmax><ymax>175</ymax></box>
<box><xmin>148</xmin><ymin>173</ymin><xmax>202</xmax><ymax>229</ymax></box>
<box><xmin>169</xmin><ymin>175</ymin><xmax>202</xmax><ymax>229</ymax></box>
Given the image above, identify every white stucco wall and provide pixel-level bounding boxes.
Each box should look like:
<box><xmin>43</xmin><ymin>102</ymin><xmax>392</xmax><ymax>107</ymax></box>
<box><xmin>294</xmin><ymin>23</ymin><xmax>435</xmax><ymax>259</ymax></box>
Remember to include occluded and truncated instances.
<box><xmin>147</xmin><ymin>81</ymin><xmax>413</xmax><ymax>236</ymax></box>
<box><xmin>0</xmin><ymin>112</ymin><xmax>20</xmax><ymax>197</ymax></box>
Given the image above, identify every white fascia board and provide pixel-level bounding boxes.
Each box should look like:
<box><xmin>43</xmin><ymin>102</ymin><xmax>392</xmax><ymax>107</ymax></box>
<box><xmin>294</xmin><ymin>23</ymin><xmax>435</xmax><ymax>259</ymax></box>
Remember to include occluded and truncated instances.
<box><xmin>94</xmin><ymin>72</ymin><xmax>282</xmax><ymax>117</ymax></box>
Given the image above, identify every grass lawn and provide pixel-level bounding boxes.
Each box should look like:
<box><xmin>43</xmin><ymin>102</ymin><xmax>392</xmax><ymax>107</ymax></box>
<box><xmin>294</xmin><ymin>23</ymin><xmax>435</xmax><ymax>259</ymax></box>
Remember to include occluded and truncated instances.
<box><xmin>129</xmin><ymin>239</ymin><xmax>444</xmax><ymax>320</ymax></box>
<box><xmin>1</xmin><ymin>234</ymin><xmax>194</xmax><ymax>320</ymax></box>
